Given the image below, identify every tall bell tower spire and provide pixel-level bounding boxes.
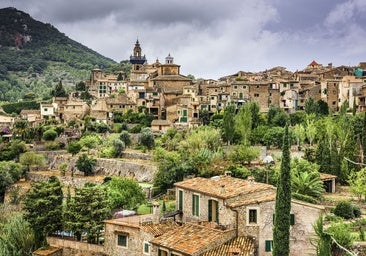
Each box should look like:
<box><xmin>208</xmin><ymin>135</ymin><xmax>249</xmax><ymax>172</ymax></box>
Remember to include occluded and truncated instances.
<box><xmin>130</xmin><ymin>39</ymin><xmax>146</xmax><ymax>71</ymax></box>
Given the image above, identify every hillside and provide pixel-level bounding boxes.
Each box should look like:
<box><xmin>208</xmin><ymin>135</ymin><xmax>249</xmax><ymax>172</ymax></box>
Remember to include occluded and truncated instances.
<box><xmin>0</xmin><ymin>7</ymin><xmax>129</xmax><ymax>102</ymax></box>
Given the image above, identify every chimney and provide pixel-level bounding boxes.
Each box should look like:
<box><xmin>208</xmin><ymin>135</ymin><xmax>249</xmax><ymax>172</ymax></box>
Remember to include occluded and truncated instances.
<box><xmin>152</xmin><ymin>202</ymin><xmax>160</xmax><ymax>224</ymax></box>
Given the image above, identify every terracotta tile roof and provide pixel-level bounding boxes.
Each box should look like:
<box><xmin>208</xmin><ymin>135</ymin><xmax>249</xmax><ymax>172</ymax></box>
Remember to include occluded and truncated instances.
<box><xmin>320</xmin><ymin>173</ymin><xmax>337</xmax><ymax>181</ymax></box>
<box><xmin>201</xmin><ymin>236</ymin><xmax>255</xmax><ymax>256</ymax></box>
<box><xmin>140</xmin><ymin>220</ymin><xmax>179</xmax><ymax>237</ymax></box>
<box><xmin>227</xmin><ymin>191</ymin><xmax>276</xmax><ymax>208</ymax></box>
<box><xmin>174</xmin><ymin>176</ymin><xmax>275</xmax><ymax>199</ymax></box>
<box><xmin>151</xmin><ymin>75</ymin><xmax>191</xmax><ymax>81</ymax></box>
<box><xmin>150</xmin><ymin>223</ymin><xmax>233</xmax><ymax>255</ymax></box>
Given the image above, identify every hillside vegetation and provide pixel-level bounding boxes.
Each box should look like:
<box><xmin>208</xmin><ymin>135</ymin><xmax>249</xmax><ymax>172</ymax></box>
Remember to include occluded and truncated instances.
<box><xmin>0</xmin><ymin>7</ymin><xmax>130</xmax><ymax>102</ymax></box>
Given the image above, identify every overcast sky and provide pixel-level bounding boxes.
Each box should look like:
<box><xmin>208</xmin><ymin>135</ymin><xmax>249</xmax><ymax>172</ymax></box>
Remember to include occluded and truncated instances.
<box><xmin>1</xmin><ymin>0</ymin><xmax>366</xmax><ymax>79</ymax></box>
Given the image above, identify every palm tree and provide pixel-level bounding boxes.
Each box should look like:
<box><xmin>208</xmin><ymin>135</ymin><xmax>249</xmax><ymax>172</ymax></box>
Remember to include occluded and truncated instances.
<box><xmin>292</xmin><ymin>171</ymin><xmax>324</xmax><ymax>198</ymax></box>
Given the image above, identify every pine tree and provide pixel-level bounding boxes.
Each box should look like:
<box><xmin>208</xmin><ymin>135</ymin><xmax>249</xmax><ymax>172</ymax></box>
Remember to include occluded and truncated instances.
<box><xmin>64</xmin><ymin>183</ymin><xmax>109</xmax><ymax>243</ymax></box>
<box><xmin>273</xmin><ymin>124</ymin><xmax>291</xmax><ymax>256</ymax></box>
<box><xmin>23</xmin><ymin>176</ymin><xmax>63</xmax><ymax>248</ymax></box>
<box><xmin>222</xmin><ymin>104</ymin><xmax>236</xmax><ymax>145</ymax></box>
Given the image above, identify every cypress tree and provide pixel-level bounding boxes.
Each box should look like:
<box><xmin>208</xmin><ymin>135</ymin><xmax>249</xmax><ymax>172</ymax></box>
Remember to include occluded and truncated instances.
<box><xmin>273</xmin><ymin>124</ymin><xmax>291</xmax><ymax>256</ymax></box>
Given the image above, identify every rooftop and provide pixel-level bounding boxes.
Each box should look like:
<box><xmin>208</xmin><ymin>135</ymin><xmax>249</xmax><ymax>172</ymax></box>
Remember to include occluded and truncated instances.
<box><xmin>174</xmin><ymin>176</ymin><xmax>275</xmax><ymax>199</ymax></box>
<box><xmin>201</xmin><ymin>236</ymin><xmax>255</xmax><ymax>256</ymax></box>
<box><xmin>150</xmin><ymin>222</ymin><xmax>234</xmax><ymax>255</ymax></box>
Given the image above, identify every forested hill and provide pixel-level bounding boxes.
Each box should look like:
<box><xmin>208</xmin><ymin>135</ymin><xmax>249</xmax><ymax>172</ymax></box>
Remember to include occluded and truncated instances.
<box><xmin>0</xmin><ymin>7</ymin><xmax>127</xmax><ymax>102</ymax></box>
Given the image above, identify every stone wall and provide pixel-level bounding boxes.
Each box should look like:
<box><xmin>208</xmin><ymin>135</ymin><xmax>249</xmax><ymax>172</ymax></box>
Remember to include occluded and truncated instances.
<box><xmin>26</xmin><ymin>172</ymin><xmax>101</xmax><ymax>188</ymax></box>
<box><xmin>32</xmin><ymin>247</ymin><xmax>62</xmax><ymax>256</ymax></box>
<box><xmin>36</xmin><ymin>150</ymin><xmax>157</xmax><ymax>183</ymax></box>
<box><xmin>47</xmin><ymin>237</ymin><xmax>106</xmax><ymax>256</ymax></box>
<box><xmin>353</xmin><ymin>242</ymin><xmax>366</xmax><ymax>256</ymax></box>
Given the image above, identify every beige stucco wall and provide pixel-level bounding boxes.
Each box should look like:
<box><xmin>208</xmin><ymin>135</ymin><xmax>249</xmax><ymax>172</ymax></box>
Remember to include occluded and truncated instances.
<box><xmin>104</xmin><ymin>223</ymin><xmax>141</xmax><ymax>256</ymax></box>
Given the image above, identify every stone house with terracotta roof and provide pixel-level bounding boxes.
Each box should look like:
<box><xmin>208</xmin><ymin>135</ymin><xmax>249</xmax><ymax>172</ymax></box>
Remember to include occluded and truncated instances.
<box><xmin>103</xmin><ymin>175</ymin><xmax>324</xmax><ymax>256</ymax></box>
<box><xmin>174</xmin><ymin>175</ymin><xmax>324</xmax><ymax>256</ymax></box>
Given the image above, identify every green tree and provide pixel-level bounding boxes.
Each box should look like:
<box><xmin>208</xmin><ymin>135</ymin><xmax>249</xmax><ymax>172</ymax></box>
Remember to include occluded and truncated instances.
<box><xmin>79</xmin><ymin>133</ymin><xmax>101</xmax><ymax>151</ymax></box>
<box><xmin>75</xmin><ymin>154</ymin><xmax>97</xmax><ymax>176</ymax></box>
<box><xmin>119</xmin><ymin>130</ymin><xmax>132</xmax><ymax>147</ymax></box>
<box><xmin>0</xmin><ymin>140</ymin><xmax>27</xmax><ymax>161</ymax></box>
<box><xmin>51</xmin><ymin>80</ymin><xmax>67</xmax><ymax>97</ymax></box>
<box><xmin>349</xmin><ymin>168</ymin><xmax>366</xmax><ymax>200</ymax></box>
<box><xmin>153</xmin><ymin>147</ymin><xmax>194</xmax><ymax>194</ymax></box>
<box><xmin>13</xmin><ymin>120</ymin><xmax>29</xmax><ymax>141</ymax></box>
<box><xmin>235</xmin><ymin>103</ymin><xmax>252</xmax><ymax>145</ymax></box>
<box><xmin>19</xmin><ymin>151</ymin><xmax>46</xmax><ymax>173</ymax></box>
<box><xmin>64</xmin><ymin>183</ymin><xmax>109</xmax><ymax>243</ymax></box>
<box><xmin>138</xmin><ymin>127</ymin><xmax>155</xmax><ymax>150</ymax></box>
<box><xmin>292</xmin><ymin>171</ymin><xmax>324</xmax><ymax>198</ymax></box>
<box><xmin>0</xmin><ymin>214</ymin><xmax>35</xmax><ymax>256</ymax></box>
<box><xmin>67</xmin><ymin>141</ymin><xmax>82</xmax><ymax>156</ymax></box>
<box><xmin>222</xmin><ymin>104</ymin><xmax>236</xmax><ymax>145</ymax></box>
<box><xmin>106</xmin><ymin>177</ymin><xmax>146</xmax><ymax>210</ymax></box>
<box><xmin>23</xmin><ymin>176</ymin><xmax>63</xmax><ymax>248</ymax></box>
<box><xmin>293</xmin><ymin>124</ymin><xmax>305</xmax><ymax>148</ymax></box>
<box><xmin>305</xmin><ymin>117</ymin><xmax>317</xmax><ymax>146</ymax></box>
<box><xmin>229</xmin><ymin>144</ymin><xmax>259</xmax><ymax>165</ymax></box>
<box><xmin>42</xmin><ymin>129</ymin><xmax>58</xmax><ymax>141</ymax></box>
<box><xmin>0</xmin><ymin>161</ymin><xmax>22</xmax><ymax>202</ymax></box>
<box><xmin>273</xmin><ymin>124</ymin><xmax>291</xmax><ymax>256</ymax></box>
<box><xmin>312</xmin><ymin>216</ymin><xmax>331</xmax><ymax>256</ymax></box>
<box><xmin>290</xmin><ymin>158</ymin><xmax>324</xmax><ymax>198</ymax></box>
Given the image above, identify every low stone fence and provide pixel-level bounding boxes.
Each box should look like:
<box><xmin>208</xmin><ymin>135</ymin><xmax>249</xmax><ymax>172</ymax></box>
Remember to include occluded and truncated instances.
<box><xmin>26</xmin><ymin>172</ymin><xmax>101</xmax><ymax>188</ymax></box>
<box><xmin>47</xmin><ymin>237</ymin><xmax>106</xmax><ymax>256</ymax></box>
<box><xmin>37</xmin><ymin>150</ymin><xmax>157</xmax><ymax>183</ymax></box>
<box><xmin>353</xmin><ymin>241</ymin><xmax>366</xmax><ymax>256</ymax></box>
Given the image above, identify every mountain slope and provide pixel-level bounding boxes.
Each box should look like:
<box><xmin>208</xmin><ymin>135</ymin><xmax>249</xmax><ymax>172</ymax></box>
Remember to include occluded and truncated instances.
<box><xmin>0</xmin><ymin>7</ymin><xmax>123</xmax><ymax>102</ymax></box>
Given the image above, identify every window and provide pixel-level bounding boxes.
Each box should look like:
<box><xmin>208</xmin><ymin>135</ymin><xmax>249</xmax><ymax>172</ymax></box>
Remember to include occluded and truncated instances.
<box><xmin>192</xmin><ymin>194</ymin><xmax>200</xmax><ymax>216</ymax></box>
<box><xmin>178</xmin><ymin>190</ymin><xmax>183</xmax><ymax>211</ymax></box>
<box><xmin>265</xmin><ymin>240</ymin><xmax>273</xmax><ymax>252</ymax></box>
<box><xmin>158</xmin><ymin>249</ymin><xmax>168</xmax><ymax>256</ymax></box>
<box><xmin>44</xmin><ymin>108</ymin><xmax>48</xmax><ymax>111</ymax></box>
<box><xmin>254</xmin><ymin>93</ymin><xmax>259</xmax><ymax>97</ymax></box>
<box><xmin>143</xmin><ymin>242</ymin><xmax>150</xmax><ymax>254</ymax></box>
<box><xmin>248</xmin><ymin>209</ymin><xmax>257</xmax><ymax>224</ymax></box>
<box><xmin>208</xmin><ymin>199</ymin><xmax>219</xmax><ymax>223</ymax></box>
<box><xmin>117</xmin><ymin>234</ymin><xmax>128</xmax><ymax>247</ymax></box>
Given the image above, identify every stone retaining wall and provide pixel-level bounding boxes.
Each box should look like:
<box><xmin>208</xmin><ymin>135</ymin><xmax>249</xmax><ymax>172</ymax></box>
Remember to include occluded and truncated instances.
<box><xmin>36</xmin><ymin>150</ymin><xmax>157</xmax><ymax>183</ymax></box>
<box><xmin>47</xmin><ymin>237</ymin><xmax>106</xmax><ymax>256</ymax></box>
<box><xmin>353</xmin><ymin>242</ymin><xmax>366</xmax><ymax>256</ymax></box>
<box><xmin>26</xmin><ymin>172</ymin><xmax>101</xmax><ymax>188</ymax></box>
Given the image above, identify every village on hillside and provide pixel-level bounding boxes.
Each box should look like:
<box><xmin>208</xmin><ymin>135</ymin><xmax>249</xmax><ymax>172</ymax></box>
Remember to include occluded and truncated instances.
<box><xmin>1</xmin><ymin>41</ymin><xmax>366</xmax><ymax>256</ymax></box>
<box><xmin>1</xmin><ymin>40</ymin><xmax>365</xmax><ymax>131</ymax></box>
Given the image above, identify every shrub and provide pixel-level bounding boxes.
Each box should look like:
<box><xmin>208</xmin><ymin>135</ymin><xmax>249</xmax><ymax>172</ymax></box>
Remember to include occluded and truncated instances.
<box><xmin>333</xmin><ymin>201</ymin><xmax>354</xmax><ymax>219</ymax></box>
<box><xmin>45</xmin><ymin>141</ymin><xmax>65</xmax><ymax>150</ymax></box>
<box><xmin>42</xmin><ymin>129</ymin><xmax>58</xmax><ymax>141</ymax></box>
<box><xmin>292</xmin><ymin>192</ymin><xmax>318</xmax><ymax>204</ymax></box>
<box><xmin>353</xmin><ymin>205</ymin><xmax>361</xmax><ymax>218</ymax></box>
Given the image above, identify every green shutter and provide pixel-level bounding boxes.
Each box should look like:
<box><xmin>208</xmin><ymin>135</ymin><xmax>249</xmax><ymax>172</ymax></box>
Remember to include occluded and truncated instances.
<box><xmin>254</xmin><ymin>210</ymin><xmax>257</xmax><ymax>223</ymax></box>
<box><xmin>144</xmin><ymin>243</ymin><xmax>149</xmax><ymax>253</ymax></box>
<box><xmin>178</xmin><ymin>190</ymin><xmax>183</xmax><ymax>211</ymax></box>
<box><xmin>215</xmin><ymin>201</ymin><xmax>219</xmax><ymax>223</ymax></box>
<box><xmin>265</xmin><ymin>240</ymin><xmax>272</xmax><ymax>252</ymax></box>
<box><xmin>158</xmin><ymin>249</ymin><xmax>162</xmax><ymax>256</ymax></box>
<box><xmin>192</xmin><ymin>195</ymin><xmax>195</xmax><ymax>215</ymax></box>
<box><xmin>290</xmin><ymin>214</ymin><xmax>295</xmax><ymax>225</ymax></box>
<box><xmin>273</xmin><ymin>214</ymin><xmax>275</xmax><ymax>224</ymax></box>
<box><xmin>208</xmin><ymin>200</ymin><xmax>212</xmax><ymax>221</ymax></box>
<box><xmin>195</xmin><ymin>195</ymin><xmax>199</xmax><ymax>216</ymax></box>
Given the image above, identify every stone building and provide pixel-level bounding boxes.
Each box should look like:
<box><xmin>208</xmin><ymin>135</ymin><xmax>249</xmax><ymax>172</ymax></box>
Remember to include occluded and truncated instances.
<box><xmin>174</xmin><ymin>175</ymin><xmax>324</xmax><ymax>256</ymax></box>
